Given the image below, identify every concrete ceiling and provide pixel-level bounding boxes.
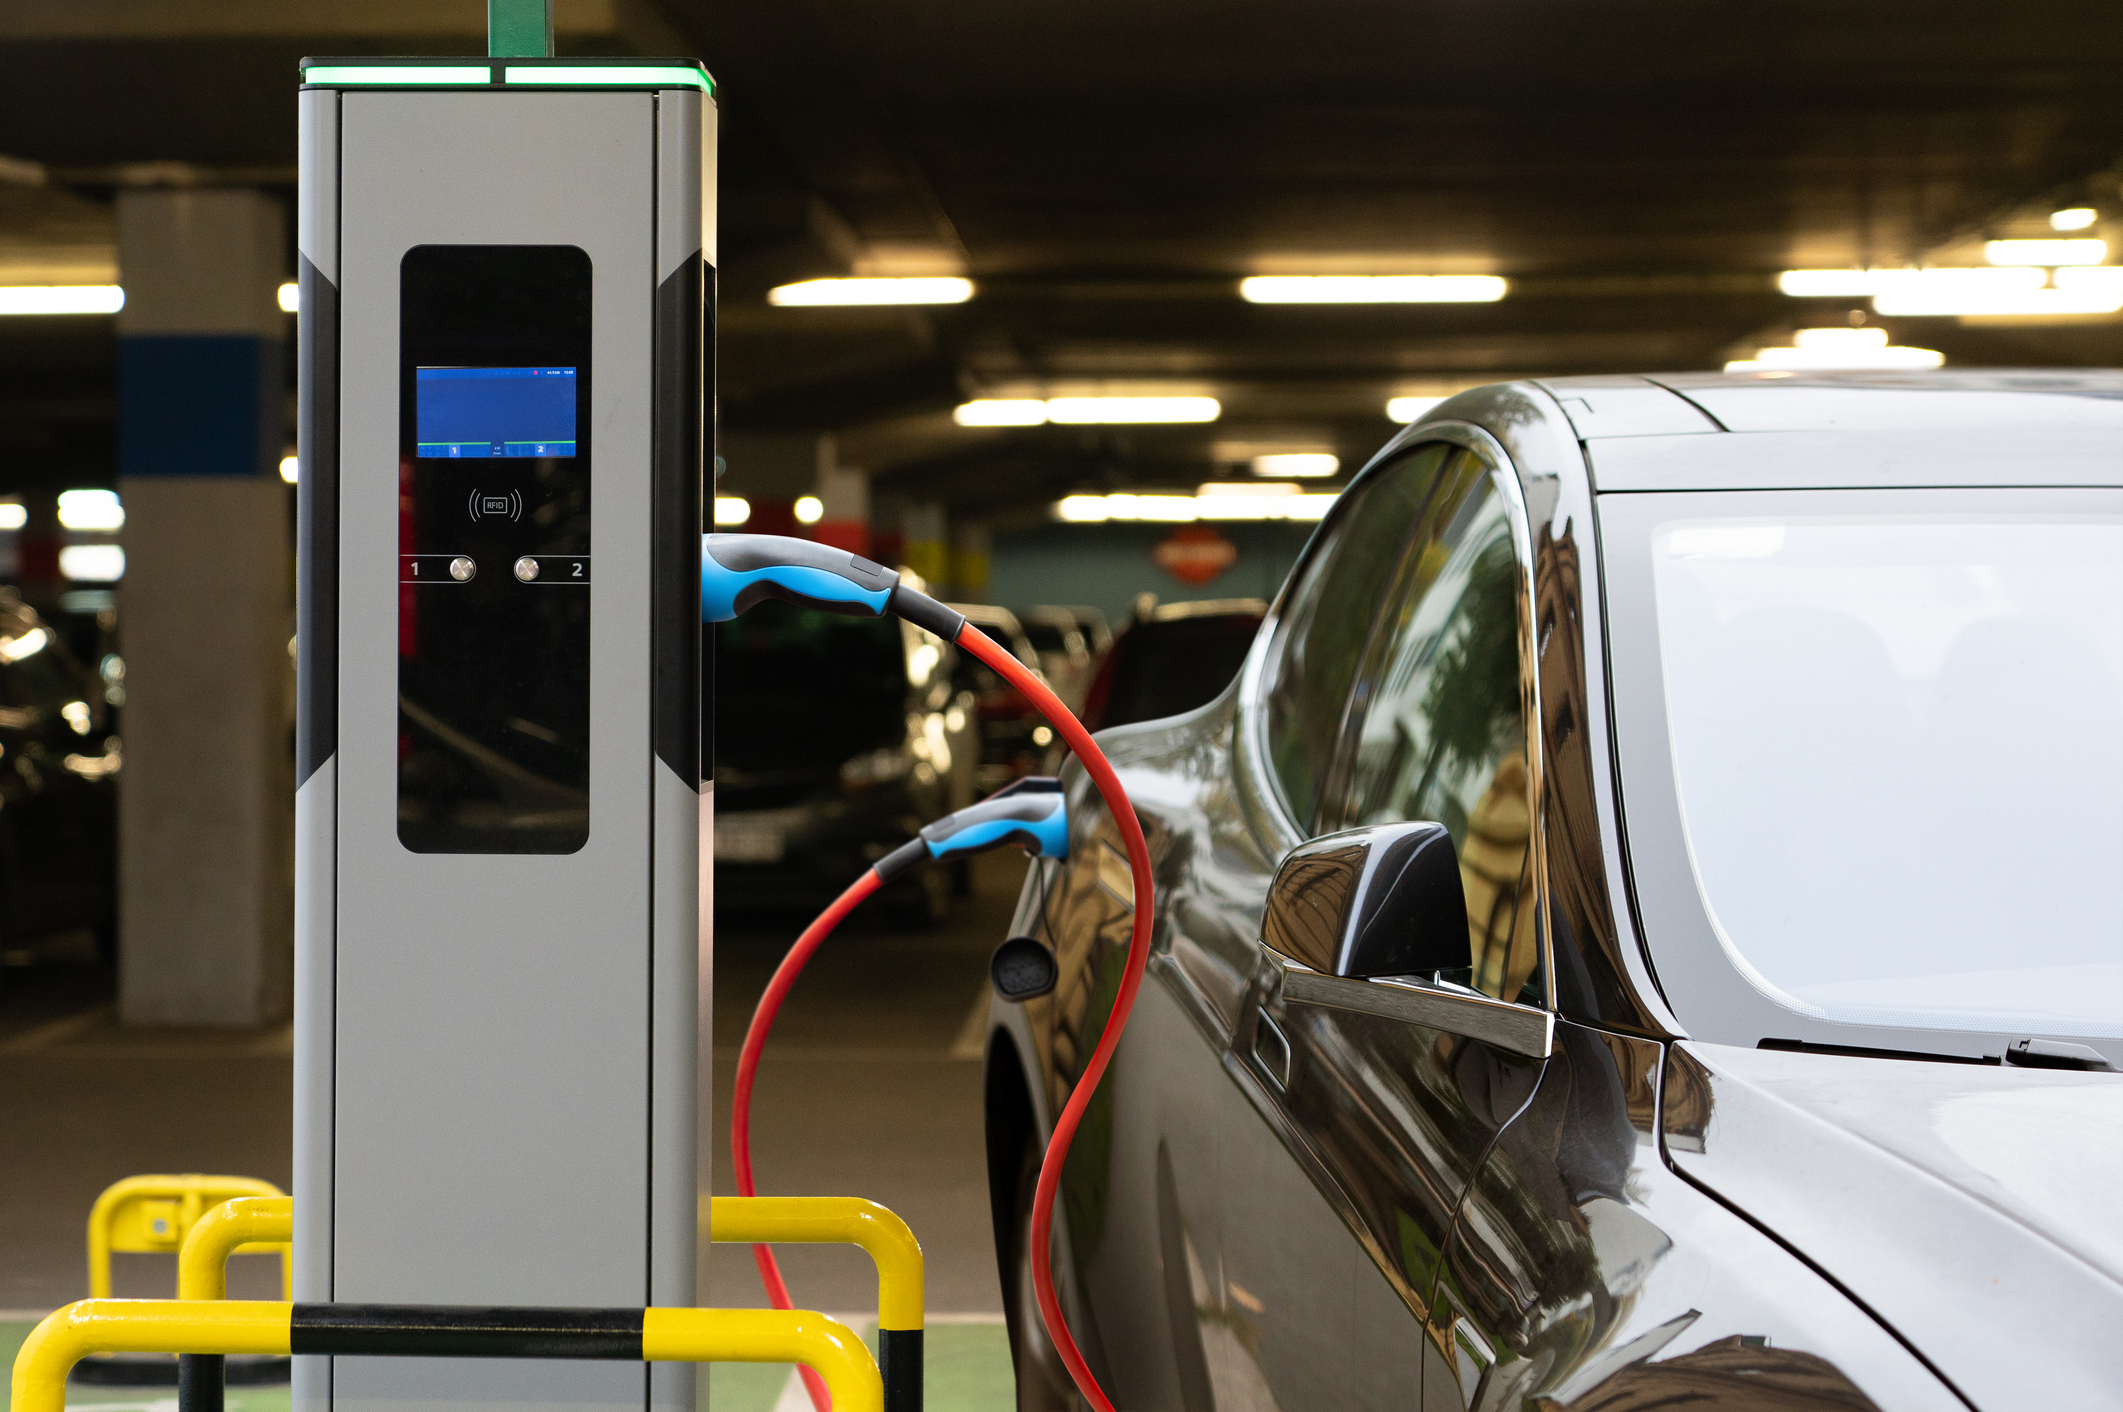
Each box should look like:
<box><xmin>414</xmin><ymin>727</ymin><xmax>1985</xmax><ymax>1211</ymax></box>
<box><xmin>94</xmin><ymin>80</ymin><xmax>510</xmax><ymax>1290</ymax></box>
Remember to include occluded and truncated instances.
<box><xmin>0</xmin><ymin>0</ymin><xmax>2118</xmax><ymax>505</ymax></box>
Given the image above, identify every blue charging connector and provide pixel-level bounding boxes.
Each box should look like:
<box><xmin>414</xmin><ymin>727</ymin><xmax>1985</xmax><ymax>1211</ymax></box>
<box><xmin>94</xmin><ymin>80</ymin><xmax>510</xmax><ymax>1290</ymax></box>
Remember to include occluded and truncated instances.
<box><xmin>702</xmin><ymin>533</ymin><xmax>966</xmax><ymax>641</ymax></box>
<box><xmin>874</xmin><ymin>777</ymin><xmax>1068</xmax><ymax>882</ymax></box>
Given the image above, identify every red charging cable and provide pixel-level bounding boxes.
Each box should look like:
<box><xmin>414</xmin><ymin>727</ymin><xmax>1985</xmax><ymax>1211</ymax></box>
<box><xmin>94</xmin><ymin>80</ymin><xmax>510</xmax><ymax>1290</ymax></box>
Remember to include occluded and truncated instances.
<box><xmin>730</xmin><ymin>868</ymin><xmax>881</xmax><ymax>1412</ymax></box>
<box><xmin>730</xmin><ymin>623</ymin><xmax>1151</xmax><ymax>1412</ymax></box>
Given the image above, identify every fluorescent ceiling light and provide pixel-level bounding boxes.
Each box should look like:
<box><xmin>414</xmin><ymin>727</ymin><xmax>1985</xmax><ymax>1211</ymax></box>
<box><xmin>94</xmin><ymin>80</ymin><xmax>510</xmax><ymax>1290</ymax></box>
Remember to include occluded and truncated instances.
<box><xmin>1727</xmin><ymin>347</ymin><xmax>1943</xmax><ymax>372</ymax></box>
<box><xmin>1250</xmin><ymin>453</ymin><xmax>1338</xmax><ymax>478</ymax></box>
<box><xmin>1781</xmin><ymin>266</ymin><xmax>2122</xmax><ymax>316</ymax></box>
<box><xmin>57</xmin><ymin>489</ymin><xmax>123</xmax><ymax>531</ymax></box>
<box><xmin>954</xmin><ymin>399</ymin><xmax>1049</xmax><ymax>427</ymax></box>
<box><xmin>278</xmin><ymin>282</ymin><xmax>299</xmax><ymax>314</ymax></box>
<box><xmin>1777</xmin><ymin>269</ymin><xmax>1910</xmax><ymax>297</ymax></box>
<box><xmin>2050</xmin><ymin>208</ymin><xmax>2098</xmax><ymax>232</ymax></box>
<box><xmin>769</xmin><ymin>277</ymin><xmax>972</xmax><ymax>306</ymax></box>
<box><xmin>1053</xmin><ymin>487</ymin><xmax>1337</xmax><ymax>523</ymax></box>
<box><xmin>0</xmin><ymin>503</ymin><xmax>23</xmax><ymax>531</ymax></box>
<box><xmin>1201</xmin><ymin>481</ymin><xmax>1300</xmax><ymax>497</ymax></box>
<box><xmin>713</xmin><ymin>497</ymin><xmax>751</xmax><ymax>527</ymax></box>
<box><xmin>1984</xmin><ymin>238</ymin><xmax>2105</xmax><ymax>266</ymax></box>
<box><xmin>956</xmin><ymin>395</ymin><xmax>1221</xmax><ymax>426</ymax></box>
<box><xmin>793</xmin><ymin>496</ymin><xmax>824</xmax><ymax>524</ymax></box>
<box><xmin>1239</xmin><ymin>275</ymin><xmax>1507</xmax><ymax>304</ymax></box>
<box><xmin>1386</xmin><ymin>396</ymin><xmax>1446</xmax><ymax>424</ymax></box>
<box><xmin>1726</xmin><ymin>328</ymin><xmax>1943</xmax><ymax>372</ymax></box>
<box><xmin>0</xmin><ymin>285</ymin><xmax>124</xmax><ymax>315</ymax></box>
<box><xmin>60</xmin><ymin>545</ymin><xmax>125</xmax><ymax>582</ymax></box>
<box><xmin>1793</xmin><ymin>326</ymin><xmax>1888</xmax><ymax>349</ymax></box>
<box><xmin>1045</xmin><ymin>397</ymin><xmax>1220</xmax><ymax>424</ymax></box>
<box><xmin>279</xmin><ymin>455</ymin><xmax>299</xmax><ymax>485</ymax></box>
<box><xmin>1872</xmin><ymin>266</ymin><xmax>2122</xmax><ymax>316</ymax></box>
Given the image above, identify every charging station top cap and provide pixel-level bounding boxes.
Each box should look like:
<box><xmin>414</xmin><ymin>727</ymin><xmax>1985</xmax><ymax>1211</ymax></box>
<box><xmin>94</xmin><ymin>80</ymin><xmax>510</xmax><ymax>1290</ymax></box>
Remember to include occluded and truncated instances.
<box><xmin>300</xmin><ymin>55</ymin><xmax>715</xmax><ymax>95</ymax></box>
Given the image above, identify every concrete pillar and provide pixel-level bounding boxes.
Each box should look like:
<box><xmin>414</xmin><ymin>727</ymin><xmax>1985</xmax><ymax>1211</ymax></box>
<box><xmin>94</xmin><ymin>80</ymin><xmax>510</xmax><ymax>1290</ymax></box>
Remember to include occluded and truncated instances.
<box><xmin>115</xmin><ymin>188</ymin><xmax>293</xmax><ymax>1027</ymax></box>
<box><xmin>811</xmin><ymin>437</ymin><xmax>869</xmax><ymax>555</ymax></box>
<box><xmin>901</xmin><ymin>502</ymin><xmax>948</xmax><ymax>593</ymax></box>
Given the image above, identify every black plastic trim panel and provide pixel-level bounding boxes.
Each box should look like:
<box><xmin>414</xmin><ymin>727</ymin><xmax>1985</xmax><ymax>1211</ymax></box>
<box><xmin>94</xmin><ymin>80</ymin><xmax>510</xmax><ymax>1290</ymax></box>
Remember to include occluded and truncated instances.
<box><xmin>296</xmin><ymin>253</ymin><xmax>340</xmax><ymax>787</ymax></box>
<box><xmin>653</xmin><ymin>255</ymin><xmax>704</xmax><ymax>786</ymax></box>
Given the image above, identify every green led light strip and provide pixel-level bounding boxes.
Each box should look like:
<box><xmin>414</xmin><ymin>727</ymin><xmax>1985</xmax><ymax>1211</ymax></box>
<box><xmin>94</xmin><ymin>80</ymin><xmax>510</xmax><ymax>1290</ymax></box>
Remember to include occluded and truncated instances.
<box><xmin>504</xmin><ymin>65</ymin><xmax>711</xmax><ymax>93</ymax></box>
<box><xmin>302</xmin><ymin>64</ymin><xmax>713</xmax><ymax>94</ymax></box>
<box><xmin>304</xmin><ymin>65</ymin><xmax>491</xmax><ymax>86</ymax></box>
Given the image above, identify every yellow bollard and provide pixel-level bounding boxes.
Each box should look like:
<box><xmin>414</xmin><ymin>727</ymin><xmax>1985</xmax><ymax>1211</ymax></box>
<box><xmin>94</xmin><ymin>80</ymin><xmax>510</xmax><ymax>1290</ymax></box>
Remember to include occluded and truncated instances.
<box><xmin>11</xmin><ymin>1300</ymin><xmax>880</xmax><ymax>1412</ymax></box>
<box><xmin>705</xmin><ymin>1196</ymin><xmax>925</xmax><ymax>1334</ymax></box>
<box><xmin>644</xmin><ymin>1307</ymin><xmax>880</xmax><ymax>1411</ymax></box>
<box><xmin>87</xmin><ymin>1176</ymin><xmax>292</xmax><ymax>1300</ymax></box>
<box><xmin>177</xmin><ymin>1197</ymin><xmax>295</xmax><ymax>1302</ymax></box>
<box><xmin>13</xmin><ymin>1301</ymin><xmax>289</xmax><ymax>1412</ymax></box>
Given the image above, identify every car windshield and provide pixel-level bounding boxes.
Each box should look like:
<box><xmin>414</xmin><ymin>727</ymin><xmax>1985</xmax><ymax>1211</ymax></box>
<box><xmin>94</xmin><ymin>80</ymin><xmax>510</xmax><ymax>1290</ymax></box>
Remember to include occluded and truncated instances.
<box><xmin>716</xmin><ymin>602</ymin><xmax>907</xmax><ymax>772</ymax></box>
<box><xmin>1647</xmin><ymin>510</ymin><xmax>2123</xmax><ymax>1038</ymax></box>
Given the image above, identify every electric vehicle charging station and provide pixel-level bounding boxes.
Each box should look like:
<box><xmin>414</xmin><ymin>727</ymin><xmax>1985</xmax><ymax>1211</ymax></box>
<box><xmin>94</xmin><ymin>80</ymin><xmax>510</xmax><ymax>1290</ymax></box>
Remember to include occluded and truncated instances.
<box><xmin>292</xmin><ymin>47</ymin><xmax>714</xmax><ymax>1412</ymax></box>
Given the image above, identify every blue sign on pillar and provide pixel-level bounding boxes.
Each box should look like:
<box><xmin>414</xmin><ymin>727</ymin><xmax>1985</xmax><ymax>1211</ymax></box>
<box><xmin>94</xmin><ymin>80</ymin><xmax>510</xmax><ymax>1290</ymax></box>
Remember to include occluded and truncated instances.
<box><xmin>118</xmin><ymin>333</ymin><xmax>281</xmax><ymax>478</ymax></box>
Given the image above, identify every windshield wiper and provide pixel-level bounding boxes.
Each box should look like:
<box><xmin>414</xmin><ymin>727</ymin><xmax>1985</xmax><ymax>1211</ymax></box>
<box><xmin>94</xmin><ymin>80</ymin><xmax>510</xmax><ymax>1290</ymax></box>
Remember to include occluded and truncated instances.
<box><xmin>1759</xmin><ymin>1038</ymin><xmax>1995</xmax><ymax>1066</ymax></box>
<box><xmin>1760</xmin><ymin>1036</ymin><xmax>2117</xmax><ymax>1072</ymax></box>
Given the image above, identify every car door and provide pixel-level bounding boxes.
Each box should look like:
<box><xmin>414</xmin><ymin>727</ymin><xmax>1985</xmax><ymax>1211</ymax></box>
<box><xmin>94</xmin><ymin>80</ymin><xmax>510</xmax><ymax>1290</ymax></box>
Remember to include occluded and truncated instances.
<box><xmin>1218</xmin><ymin>440</ymin><xmax>1555</xmax><ymax>1409</ymax></box>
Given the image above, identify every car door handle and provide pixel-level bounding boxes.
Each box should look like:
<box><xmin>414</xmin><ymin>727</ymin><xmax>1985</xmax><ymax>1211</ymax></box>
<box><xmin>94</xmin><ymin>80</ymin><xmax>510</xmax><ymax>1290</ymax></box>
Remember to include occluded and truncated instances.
<box><xmin>1276</xmin><ymin>956</ymin><xmax>1554</xmax><ymax>1060</ymax></box>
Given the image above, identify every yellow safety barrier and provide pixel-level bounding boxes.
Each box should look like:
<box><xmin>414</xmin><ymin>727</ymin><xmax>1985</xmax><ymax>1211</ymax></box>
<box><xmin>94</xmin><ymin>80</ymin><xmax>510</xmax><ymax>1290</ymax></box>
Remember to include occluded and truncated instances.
<box><xmin>177</xmin><ymin>1197</ymin><xmax>293</xmax><ymax>1303</ymax></box>
<box><xmin>11</xmin><ymin>1300</ymin><xmax>881</xmax><ymax>1412</ymax></box>
<box><xmin>705</xmin><ymin>1196</ymin><xmax>925</xmax><ymax>1334</ymax></box>
<box><xmin>87</xmin><ymin>1176</ymin><xmax>292</xmax><ymax>1300</ymax></box>
<box><xmin>169</xmin><ymin>1194</ymin><xmax>926</xmax><ymax>1335</ymax></box>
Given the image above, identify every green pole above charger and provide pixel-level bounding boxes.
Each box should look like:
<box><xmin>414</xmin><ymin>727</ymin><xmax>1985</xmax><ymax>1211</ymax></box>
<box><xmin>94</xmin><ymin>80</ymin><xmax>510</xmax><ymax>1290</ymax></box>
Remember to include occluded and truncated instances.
<box><xmin>488</xmin><ymin>0</ymin><xmax>555</xmax><ymax>57</ymax></box>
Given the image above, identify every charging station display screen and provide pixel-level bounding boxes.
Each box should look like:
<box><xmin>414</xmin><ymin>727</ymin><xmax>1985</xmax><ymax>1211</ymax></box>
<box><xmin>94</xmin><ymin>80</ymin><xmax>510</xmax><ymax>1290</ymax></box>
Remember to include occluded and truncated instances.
<box><xmin>397</xmin><ymin>245</ymin><xmax>591</xmax><ymax>855</ymax></box>
<box><xmin>415</xmin><ymin>367</ymin><xmax>578</xmax><ymax>458</ymax></box>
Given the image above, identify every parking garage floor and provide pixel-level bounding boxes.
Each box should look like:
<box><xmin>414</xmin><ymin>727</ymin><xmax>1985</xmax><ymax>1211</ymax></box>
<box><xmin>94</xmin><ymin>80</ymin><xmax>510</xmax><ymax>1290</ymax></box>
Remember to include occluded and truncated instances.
<box><xmin>0</xmin><ymin>855</ymin><xmax>1025</xmax><ymax>1410</ymax></box>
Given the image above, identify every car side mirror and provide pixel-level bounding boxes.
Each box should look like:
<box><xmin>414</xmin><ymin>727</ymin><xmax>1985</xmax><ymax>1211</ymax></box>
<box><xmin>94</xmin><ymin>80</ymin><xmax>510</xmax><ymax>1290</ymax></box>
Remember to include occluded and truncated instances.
<box><xmin>1262</xmin><ymin>822</ymin><xmax>1470</xmax><ymax>979</ymax></box>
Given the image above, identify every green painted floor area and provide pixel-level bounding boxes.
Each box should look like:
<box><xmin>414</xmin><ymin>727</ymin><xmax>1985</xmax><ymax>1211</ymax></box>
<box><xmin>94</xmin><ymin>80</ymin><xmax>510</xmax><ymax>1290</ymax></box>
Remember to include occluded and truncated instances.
<box><xmin>3</xmin><ymin>1319</ymin><xmax>1014</xmax><ymax>1412</ymax></box>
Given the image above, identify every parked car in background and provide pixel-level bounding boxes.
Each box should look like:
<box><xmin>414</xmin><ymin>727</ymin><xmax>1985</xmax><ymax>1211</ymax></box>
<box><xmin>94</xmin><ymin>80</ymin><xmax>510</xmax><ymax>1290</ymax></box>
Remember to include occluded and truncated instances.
<box><xmin>713</xmin><ymin>599</ymin><xmax>976</xmax><ymax>922</ymax></box>
<box><xmin>0</xmin><ymin>589</ymin><xmax>119</xmax><ymax>967</ymax></box>
<box><xmin>1042</xmin><ymin>603</ymin><xmax>1112</xmax><ymax>659</ymax></box>
<box><xmin>1079</xmin><ymin>597</ymin><xmax>1265</xmax><ymax>732</ymax></box>
<box><xmin>947</xmin><ymin>603</ymin><xmax>1051</xmax><ymax>791</ymax></box>
<box><xmin>987</xmin><ymin>373</ymin><xmax>2123</xmax><ymax>1412</ymax></box>
<box><xmin>1019</xmin><ymin>607</ymin><xmax>1099</xmax><ymax>712</ymax></box>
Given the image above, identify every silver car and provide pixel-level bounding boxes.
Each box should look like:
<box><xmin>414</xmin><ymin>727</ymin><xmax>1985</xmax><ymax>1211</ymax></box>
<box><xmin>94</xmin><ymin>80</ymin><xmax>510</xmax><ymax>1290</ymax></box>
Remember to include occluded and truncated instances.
<box><xmin>986</xmin><ymin>371</ymin><xmax>2122</xmax><ymax>1412</ymax></box>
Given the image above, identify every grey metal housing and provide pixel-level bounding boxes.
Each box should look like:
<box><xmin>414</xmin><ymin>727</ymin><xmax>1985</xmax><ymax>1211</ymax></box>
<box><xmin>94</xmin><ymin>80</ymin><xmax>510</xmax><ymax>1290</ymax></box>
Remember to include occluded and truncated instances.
<box><xmin>296</xmin><ymin>73</ymin><xmax>713</xmax><ymax>1412</ymax></box>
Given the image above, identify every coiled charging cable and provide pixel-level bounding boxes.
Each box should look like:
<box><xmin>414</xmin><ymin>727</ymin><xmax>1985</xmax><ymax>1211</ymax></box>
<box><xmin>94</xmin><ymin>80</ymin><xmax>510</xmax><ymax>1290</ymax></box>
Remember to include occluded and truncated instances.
<box><xmin>732</xmin><ymin>774</ymin><xmax>1068</xmax><ymax>1412</ymax></box>
<box><xmin>706</xmin><ymin>536</ymin><xmax>1153</xmax><ymax>1412</ymax></box>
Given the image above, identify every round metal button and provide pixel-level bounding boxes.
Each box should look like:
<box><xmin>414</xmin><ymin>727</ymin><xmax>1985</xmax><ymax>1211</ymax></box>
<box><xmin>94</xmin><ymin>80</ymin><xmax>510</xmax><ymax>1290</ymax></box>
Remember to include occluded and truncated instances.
<box><xmin>448</xmin><ymin>556</ymin><xmax>475</xmax><ymax>581</ymax></box>
<box><xmin>514</xmin><ymin>556</ymin><xmax>539</xmax><ymax>582</ymax></box>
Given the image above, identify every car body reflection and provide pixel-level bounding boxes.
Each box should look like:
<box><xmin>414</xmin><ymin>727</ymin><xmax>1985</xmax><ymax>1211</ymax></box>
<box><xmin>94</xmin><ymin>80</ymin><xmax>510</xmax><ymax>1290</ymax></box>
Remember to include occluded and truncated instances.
<box><xmin>983</xmin><ymin>371</ymin><xmax>2122</xmax><ymax>1412</ymax></box>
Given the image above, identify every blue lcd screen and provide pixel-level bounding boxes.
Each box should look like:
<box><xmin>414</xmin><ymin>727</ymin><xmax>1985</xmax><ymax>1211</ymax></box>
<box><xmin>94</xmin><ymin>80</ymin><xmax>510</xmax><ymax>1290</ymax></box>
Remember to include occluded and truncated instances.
<box><xmin>416</xmin><ymin>366</ymin><xmax>578</xmax><ymax>458</ymax></box>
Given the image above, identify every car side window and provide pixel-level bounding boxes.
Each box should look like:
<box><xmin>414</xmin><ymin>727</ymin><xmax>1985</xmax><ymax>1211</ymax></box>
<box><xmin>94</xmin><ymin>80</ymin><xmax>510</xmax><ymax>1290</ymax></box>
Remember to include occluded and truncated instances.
<box><xmin>1261</xmin><ymin>442</ymin><xmax>1456</xmax><ymax>830</ymax></box>
<box><xmin>1328</xmin><ymin>468</ymin><xmax>1540</xmax><ymax>1006</ymax></box>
